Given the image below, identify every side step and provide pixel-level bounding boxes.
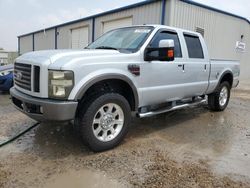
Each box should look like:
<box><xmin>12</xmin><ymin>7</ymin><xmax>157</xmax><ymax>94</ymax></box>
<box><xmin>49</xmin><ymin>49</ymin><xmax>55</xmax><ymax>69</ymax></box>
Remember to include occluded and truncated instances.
<box><xmin>138</xmin><ymin>99</ymin><xmax>207</xmax><ymax>118</ymax></box>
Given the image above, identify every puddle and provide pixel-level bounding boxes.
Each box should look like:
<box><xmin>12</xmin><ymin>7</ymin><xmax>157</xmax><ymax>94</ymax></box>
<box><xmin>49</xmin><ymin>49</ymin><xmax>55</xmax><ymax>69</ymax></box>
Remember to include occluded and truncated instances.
<box><xmin>1</xmin><ymin>91</ymin><xmax>250</xmax><ymax>187</ymax></box>
<box><xmin>0</xmin><ymin>93</ymin><xmax>11</xmax><ymax>106</ymax></box>
<box><xmin>43</xmin><ymin>169</ymin><xmax>124</xmax><ymax>188</ymax></box>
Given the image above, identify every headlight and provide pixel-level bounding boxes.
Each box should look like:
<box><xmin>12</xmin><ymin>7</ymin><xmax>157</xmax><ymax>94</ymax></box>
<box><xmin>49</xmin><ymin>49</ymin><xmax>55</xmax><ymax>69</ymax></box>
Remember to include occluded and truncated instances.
<box><xmin>48</xmin><ymin>70</ymin><xmax>74</xmax><ymax>99</ymax></box>
<box><xmin>0</xmin><ymin>70</ymin><xmax>12</xmax><ymax>76</ymax></box>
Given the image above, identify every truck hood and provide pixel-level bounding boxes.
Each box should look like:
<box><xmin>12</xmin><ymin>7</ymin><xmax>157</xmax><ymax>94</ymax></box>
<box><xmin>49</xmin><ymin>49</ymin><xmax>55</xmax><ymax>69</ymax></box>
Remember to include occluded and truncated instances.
<box><xmin>16</xmin><ymin>49</ymin><xmax>132</xmax><ymax>69</ymax></box>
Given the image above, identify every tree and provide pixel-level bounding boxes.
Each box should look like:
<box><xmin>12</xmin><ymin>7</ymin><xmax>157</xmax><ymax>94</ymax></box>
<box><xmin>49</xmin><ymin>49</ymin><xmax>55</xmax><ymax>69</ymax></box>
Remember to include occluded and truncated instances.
<box><xmin>0</xmin><ymin>47</ymin><xmax>3</xmax><ymax>50</ymax></box>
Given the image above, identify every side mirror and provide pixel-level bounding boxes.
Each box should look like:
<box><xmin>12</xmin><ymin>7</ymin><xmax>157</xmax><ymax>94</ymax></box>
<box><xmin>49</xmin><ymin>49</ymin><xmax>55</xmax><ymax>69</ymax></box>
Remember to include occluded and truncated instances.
<box><xmin>144</xmin><ymin>39</ymin><xmax>175</xmax><ymax>62</ymax></box>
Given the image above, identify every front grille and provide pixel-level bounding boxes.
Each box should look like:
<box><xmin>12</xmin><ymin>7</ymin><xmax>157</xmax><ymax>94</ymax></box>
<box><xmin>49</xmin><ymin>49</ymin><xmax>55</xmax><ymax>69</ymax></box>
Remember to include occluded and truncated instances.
<box><xmin>33</xmin><ymin>65</ymin><xmax>40</xmax><ymax>92</ymax></box>
<box><xmin>14</xmin><ymin>63</ymin><xmax>32</xmax><ymax>91</ymax></box>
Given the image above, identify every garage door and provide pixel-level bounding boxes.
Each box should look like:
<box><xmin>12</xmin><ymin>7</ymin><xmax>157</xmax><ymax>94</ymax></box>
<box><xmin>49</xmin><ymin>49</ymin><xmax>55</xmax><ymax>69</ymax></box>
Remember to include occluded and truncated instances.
<box><xmin>71</xmin><ymin>27</ymin><xmax>89</xmax><ymax>49</ymax></box>
<box><xmin>103</xmin><ymin>17</ymin><xmax>133</xmax><ymax>34</ymax></box>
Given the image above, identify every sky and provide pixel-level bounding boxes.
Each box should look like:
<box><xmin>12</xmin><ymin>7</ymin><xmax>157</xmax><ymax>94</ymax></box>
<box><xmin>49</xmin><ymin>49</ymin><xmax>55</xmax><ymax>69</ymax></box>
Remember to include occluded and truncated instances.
<box><xmin>0</xmin><ymin>0</ymin><xmax>249</xmax><ymax>51</ymax></box>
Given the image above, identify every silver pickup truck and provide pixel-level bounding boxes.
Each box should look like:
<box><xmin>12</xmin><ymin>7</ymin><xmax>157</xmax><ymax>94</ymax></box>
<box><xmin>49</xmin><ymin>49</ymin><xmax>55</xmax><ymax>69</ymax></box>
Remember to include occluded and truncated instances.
<box><xmin>10</xmin><ymin>25</ymin><xmax>240</xmax><ymax>151</ymax></box>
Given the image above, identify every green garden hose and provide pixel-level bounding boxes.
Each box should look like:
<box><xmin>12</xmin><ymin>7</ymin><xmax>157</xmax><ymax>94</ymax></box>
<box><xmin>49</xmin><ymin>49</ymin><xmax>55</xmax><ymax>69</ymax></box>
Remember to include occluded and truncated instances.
<box><xmin>0</xmin><ymin>122</ymin><xmax>40</xmax><ymax>148</ymax></box>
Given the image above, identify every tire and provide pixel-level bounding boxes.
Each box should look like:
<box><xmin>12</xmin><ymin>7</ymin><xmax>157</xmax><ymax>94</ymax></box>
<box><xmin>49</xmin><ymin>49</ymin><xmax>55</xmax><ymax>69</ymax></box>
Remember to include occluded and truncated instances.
<box><xmin>208</xmin><ymin>81</ymin><xmax>231</xmax><ymax>111</ymax></box>
<box><xmin>75</xmin><ymin>93</ymin><xmax>131</xmax><ymax>152</ymax></box>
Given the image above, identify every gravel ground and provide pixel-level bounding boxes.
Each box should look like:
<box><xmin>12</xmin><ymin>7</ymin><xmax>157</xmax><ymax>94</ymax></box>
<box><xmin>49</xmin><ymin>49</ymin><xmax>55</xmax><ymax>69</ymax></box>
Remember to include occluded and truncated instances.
<box><xmin>0</xmin><ymin>85</ymin><xmax>250</xmax><ymax>188</ymax></box>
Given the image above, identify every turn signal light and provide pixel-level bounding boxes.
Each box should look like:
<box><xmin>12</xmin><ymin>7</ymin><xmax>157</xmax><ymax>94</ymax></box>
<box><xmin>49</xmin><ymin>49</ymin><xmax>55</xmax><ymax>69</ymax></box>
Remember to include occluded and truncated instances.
<box><xmin>168</xmin><ymin>50</ymin><xmax>174</xmax><ymax>58</ymax></box>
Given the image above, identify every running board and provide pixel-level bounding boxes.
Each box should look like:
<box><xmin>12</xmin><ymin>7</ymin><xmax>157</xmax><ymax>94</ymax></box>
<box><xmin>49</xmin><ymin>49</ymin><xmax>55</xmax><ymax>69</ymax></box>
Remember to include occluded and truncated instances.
<box><xmin>138</xmin><ymin>99</ymin><xmax>207</xmax><ymax>118</ymax></box>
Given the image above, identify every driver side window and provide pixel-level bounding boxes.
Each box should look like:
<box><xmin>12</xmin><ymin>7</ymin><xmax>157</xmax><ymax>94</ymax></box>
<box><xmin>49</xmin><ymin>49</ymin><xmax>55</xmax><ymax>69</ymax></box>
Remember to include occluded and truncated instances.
<box><xmin>150</xmin><ymin>31</ymin><xmax>182</xmax><ymax>58</ymax></box>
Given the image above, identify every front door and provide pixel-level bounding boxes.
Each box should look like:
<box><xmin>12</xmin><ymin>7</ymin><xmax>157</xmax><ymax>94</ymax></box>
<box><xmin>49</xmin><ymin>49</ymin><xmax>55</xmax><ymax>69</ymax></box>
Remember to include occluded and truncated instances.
<box><xmin>139</xmin><ymin>30</ymin><xmax>187</xmax><ymax>106</ymax></box>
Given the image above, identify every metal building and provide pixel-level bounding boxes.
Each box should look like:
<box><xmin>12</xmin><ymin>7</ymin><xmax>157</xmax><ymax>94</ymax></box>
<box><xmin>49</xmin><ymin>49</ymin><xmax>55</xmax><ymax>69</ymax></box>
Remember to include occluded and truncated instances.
<box><xmin>0</xmin><ymin>50</ymin><xmax>18</xmax><ymax>65</ymax></box>
<box><xmin>0</xmin><ymin>51</ymin><xmax>8</xmax><ymax>65</ymax></box>
<box><xmin>18</xmin><ymin>0</ymin><xmax>250</xmax><ymax>81</ymax></box>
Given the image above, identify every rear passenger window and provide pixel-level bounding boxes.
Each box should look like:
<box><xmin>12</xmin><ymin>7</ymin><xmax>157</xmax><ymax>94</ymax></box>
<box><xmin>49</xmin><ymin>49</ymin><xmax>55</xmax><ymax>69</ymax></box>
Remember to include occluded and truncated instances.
<box><xmin>184</xmin><ymin>34</ymin><xmax>204</xmax><ymax>59</ymax></box>
<box><xmin>150</xmin><ymin>31</ymin><xmax>182</xmax><ymax>58</ymax></box>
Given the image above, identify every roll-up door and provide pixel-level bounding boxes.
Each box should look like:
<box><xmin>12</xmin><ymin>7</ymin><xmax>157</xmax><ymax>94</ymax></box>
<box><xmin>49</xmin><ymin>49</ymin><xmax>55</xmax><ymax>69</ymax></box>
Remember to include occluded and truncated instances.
<box><xmin>71</xmin><ymin>26</ymin><xmax>89</xmax><ymax>49</ymax></box>
<box><xmin>103</xmin><ymin>17</ymin><xmax>133</xmax><ymax>34</ymax></box>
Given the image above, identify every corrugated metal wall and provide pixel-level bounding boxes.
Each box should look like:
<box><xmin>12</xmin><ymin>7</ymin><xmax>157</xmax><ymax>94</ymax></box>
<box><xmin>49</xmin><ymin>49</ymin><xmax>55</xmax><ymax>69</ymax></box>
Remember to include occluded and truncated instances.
<box><xmin>240</xmin><ymin>24</ymin><xmax>250</xmax><ymax>81</ymax></box>
<box><xmin>94</xmin><ymin>1</ymin><xmax>162</xmax><ymax>38</ymax></box>
<box><xmin>34</xmin><ymin>29</ymin><xmax>55</xmax><ymax>51</ymax></box>
<box><xmin>18</xmin><ymin>0</ymin><xmax>162</xmax><ymax>53</ymax></box>
<box><xmin>19</xmin><ymin>35</ymin><xmax>33</xmax><ymax>54</ymax></box>
<box><xmin>167</xmin><ymin>0</ymin><xmax>250</xmax><ymax>80</ymax></box>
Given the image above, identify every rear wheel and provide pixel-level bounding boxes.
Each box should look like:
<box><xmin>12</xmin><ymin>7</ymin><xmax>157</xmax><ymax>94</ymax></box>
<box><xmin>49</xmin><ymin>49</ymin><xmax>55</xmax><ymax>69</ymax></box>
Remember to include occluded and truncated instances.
<box><xmin>208</xmin><ymin>81</ymin><xmax>231</xmax><ymax>111</ymax></box>
<box><xmin>75</xmin><ymin>93</ymin><xmax>131</xmax><ymax>152</ymax></box>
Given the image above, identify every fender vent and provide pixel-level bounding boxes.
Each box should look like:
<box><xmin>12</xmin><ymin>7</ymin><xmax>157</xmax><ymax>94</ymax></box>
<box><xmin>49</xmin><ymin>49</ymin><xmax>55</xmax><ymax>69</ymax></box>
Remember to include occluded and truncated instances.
<box><xmin>128</xmin><ymin>64</ymin><xmax>140</xmax><ymax>76</ymax></box>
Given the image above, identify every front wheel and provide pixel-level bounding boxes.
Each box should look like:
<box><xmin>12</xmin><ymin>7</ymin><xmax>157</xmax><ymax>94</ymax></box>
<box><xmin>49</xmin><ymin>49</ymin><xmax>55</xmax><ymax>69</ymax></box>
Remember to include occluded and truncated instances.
<box><xmin>208</xmin><ymin>81</ymin><xmax>231</xmax><ymax>111</ymax></box>
<box><xmin>76</xmin><ymin>93</ymin><xmax>131</xmax><ymax>152</ymax></box>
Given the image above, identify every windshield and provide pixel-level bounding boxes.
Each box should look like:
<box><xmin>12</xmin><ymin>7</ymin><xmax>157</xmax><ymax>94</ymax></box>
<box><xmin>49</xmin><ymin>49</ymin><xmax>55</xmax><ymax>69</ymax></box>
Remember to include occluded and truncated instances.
<box><xmin>87</xmin><ymin>26</ymin><xmax>154</xmax><ymax>53</ymax></box>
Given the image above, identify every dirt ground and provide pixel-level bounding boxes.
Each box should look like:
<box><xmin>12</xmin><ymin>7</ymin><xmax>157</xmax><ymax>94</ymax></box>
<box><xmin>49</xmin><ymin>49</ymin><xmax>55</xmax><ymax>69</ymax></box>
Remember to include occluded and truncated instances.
<box><xmin>0</xmin><ymin>84</ymin><xmax>250</xmax><ymax>188</ymax></box>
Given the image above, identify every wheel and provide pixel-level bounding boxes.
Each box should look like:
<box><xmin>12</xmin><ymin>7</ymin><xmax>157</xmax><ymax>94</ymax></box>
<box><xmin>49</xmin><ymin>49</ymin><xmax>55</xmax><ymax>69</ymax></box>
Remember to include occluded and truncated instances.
<box><xmin>208</xmin><ymin>81</ymin><xmax>231</xmax><ymax>111</ymax></box>
<box><xmin>75</xmin><ymin>93</ymin><xmax>131</xmax><ymax>152</ymax></box>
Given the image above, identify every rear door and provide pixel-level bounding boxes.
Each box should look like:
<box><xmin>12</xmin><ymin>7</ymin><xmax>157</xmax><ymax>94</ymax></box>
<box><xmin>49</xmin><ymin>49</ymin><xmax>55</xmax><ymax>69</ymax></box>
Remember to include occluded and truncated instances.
<box><xmin>181</xmin><ymin>33</ymin><xmax>210</xmax><ymax>96</ymax></box>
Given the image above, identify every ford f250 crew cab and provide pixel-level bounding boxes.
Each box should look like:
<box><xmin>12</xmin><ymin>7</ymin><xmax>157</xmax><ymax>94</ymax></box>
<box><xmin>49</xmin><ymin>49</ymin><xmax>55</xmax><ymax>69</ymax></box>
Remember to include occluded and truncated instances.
<box><xmin>10</xmin><ymin>25</ymin><xmax>240</xmax><ymax>151</ymax></box>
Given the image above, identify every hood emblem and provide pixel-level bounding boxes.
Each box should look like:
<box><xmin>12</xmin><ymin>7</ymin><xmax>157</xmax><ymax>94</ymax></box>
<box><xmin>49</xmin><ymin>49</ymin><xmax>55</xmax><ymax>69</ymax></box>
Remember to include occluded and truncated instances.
<box><xmin>16</xmin><ymin>72</ymin><xmax>23</xmax><ymax>80</ymax></box>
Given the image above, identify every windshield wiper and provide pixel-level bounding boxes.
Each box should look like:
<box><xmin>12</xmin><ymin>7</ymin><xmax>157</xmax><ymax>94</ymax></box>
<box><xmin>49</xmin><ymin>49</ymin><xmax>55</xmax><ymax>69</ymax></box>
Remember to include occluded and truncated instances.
<box><xmin>95</xmin><ymin>46</ymin><xmax>118</xmax><ymax>50</ymax></box>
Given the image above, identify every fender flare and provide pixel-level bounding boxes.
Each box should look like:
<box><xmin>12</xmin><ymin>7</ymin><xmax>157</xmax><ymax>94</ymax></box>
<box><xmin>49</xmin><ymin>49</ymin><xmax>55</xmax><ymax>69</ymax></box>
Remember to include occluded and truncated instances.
<box><xmin>75</xmin><ymin>73</ymin><xmax>139</xmax><ymax>111</ymax></box>
<box><xmin>216</xmin><ymin>70</ymin><xmax>233</xmax><ymax>90</ymax></box>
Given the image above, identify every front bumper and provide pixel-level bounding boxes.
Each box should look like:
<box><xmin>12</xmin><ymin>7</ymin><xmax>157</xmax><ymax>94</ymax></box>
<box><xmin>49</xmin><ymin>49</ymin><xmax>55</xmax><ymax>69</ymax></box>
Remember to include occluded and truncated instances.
<box><xmin>10</xmin><ymin>87</ymin><xmax>78</xmax><ymax>122</ymax></box>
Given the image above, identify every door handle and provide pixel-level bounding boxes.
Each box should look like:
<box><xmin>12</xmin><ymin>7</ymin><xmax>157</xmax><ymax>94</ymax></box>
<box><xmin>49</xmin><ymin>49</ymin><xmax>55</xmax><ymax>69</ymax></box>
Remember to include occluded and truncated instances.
<box><xmin>204</xmin><ymin>64</ymin><xmax>207</xmax><ymax>72</ymax></box>
<box><xmin>178</xmin><ymin>64</ymin><xmax>185</xmax><ymax>72</ymax></box>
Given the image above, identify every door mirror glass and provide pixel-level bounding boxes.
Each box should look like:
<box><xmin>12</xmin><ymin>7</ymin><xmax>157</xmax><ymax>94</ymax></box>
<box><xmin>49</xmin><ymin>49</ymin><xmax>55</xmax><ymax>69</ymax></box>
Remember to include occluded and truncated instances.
<box><xmin>159</xmin><ymin>39</ymin><xmax>174</xmax><ymax>48</ymax></box>
<box><xmin>144</xmin><ymin>39</ymin><xmax>175</xmax><ymax>61</ymax></box>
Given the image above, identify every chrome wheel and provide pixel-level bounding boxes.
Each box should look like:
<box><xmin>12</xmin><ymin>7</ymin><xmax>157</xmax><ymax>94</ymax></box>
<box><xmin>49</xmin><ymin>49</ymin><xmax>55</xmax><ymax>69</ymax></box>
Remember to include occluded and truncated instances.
<box><xmin>92</xmin><ymin>103</ymin><xmax>124</xmax><ymax>142</ymax></box>
<box><xmin>219</xmin><ymin>86</ymin><xmax>228</xmax><ymax>107</ymax></box>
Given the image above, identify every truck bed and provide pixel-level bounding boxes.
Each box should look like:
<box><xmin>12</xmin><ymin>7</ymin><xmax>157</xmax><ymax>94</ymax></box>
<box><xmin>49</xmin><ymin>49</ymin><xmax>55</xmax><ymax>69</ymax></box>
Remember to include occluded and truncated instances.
<box><xmin>206</xmin><ymin>59</ymin><xmax>240</xmax><ymax>94</ymax></box>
